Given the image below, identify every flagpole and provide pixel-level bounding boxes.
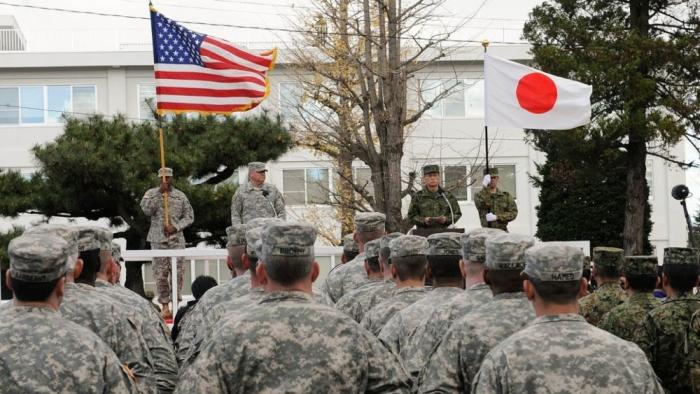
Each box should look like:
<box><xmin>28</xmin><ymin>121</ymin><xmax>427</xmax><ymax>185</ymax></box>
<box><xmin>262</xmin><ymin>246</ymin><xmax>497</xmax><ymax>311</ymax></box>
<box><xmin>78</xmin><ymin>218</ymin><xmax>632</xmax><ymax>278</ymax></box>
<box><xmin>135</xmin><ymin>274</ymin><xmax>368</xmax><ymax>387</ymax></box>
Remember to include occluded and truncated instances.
<box><xmin>482</xmin><ymin>39</ymin><xmax>490</xmax><ymax>174</ymax></box>
<box><xmin>158</xmin><ymin>120</ymin><xmax>171</xmax><ymax>229</ymax></box>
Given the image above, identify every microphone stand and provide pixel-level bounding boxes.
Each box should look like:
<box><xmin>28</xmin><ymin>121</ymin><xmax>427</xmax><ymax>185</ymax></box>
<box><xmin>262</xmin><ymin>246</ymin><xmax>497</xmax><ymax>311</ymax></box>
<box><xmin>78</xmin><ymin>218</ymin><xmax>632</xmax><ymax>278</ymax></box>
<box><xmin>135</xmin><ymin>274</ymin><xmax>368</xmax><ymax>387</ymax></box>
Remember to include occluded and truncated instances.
<box><xmin>261</xmin><ymin>189</ymin><xmax>278</xmax><ymax>218</ymax></box>
<box><xmin>680</xmin><ymin>199</ymin><xmax>696</xmax><ymax>248</ymax></box>
<box><xmin>440</xmin><ymin>189</ymin><xmax>455</xmax><ymax>229</ymax></box>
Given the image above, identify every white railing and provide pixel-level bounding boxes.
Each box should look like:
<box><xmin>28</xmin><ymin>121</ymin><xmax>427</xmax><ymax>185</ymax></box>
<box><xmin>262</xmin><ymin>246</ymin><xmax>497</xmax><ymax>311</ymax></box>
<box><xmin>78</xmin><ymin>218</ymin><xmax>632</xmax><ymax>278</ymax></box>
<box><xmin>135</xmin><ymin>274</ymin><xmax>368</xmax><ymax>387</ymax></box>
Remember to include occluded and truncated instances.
<box><xmin>0</xmin><ymin>29</ymin><xmax>27</xmax><ymax>51</ymax></box>
<box><xmin>122</xmin><ymin>246</ymin><xmax>342</xmax><ymax>307</ymax></box>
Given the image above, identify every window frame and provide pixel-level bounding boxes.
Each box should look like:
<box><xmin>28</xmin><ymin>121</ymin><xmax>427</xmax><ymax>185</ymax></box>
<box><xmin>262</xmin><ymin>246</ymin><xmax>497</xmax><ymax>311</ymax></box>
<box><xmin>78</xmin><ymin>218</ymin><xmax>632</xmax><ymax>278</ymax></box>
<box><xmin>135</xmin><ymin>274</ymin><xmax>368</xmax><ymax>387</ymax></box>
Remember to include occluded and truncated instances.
<box><xmin>0</xmin><ymin>84</ymin><xmax>97</xmax><ymax>127</ymax></box>
<box><xmin>137</xmin><ymin>83</ymin><xmax>157</xmax><ymax>121</ymax></box>
<box><xmin>282</xmin><ymin>167</ymin><xmax>332</xmax><ymax>206</ymax></box>
<box><xmin>419</xmin><ymin>78</ymin><xmax>484</xmax><ymax>120</ymax></box>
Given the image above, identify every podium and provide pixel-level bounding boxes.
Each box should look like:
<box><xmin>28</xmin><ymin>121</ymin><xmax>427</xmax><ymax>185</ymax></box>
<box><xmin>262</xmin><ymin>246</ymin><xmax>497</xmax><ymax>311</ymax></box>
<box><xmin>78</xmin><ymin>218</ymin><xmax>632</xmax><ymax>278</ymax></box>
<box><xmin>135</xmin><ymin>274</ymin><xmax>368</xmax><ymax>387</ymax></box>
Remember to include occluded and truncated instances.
<box><xmin>410</xmin><ymin>227</ymin><xmax>465</xmax><ymax>237</ymax></box>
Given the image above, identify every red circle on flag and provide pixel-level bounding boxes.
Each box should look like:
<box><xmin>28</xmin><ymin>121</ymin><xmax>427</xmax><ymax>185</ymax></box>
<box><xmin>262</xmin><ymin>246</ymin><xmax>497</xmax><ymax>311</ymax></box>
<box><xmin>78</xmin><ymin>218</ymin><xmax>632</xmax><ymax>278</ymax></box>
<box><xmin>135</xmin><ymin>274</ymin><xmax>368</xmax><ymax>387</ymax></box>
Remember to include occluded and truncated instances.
<box><xmin>516</xmin><ymin>73</ymin><xmax>557</xmax><ymax>114</ymax></box>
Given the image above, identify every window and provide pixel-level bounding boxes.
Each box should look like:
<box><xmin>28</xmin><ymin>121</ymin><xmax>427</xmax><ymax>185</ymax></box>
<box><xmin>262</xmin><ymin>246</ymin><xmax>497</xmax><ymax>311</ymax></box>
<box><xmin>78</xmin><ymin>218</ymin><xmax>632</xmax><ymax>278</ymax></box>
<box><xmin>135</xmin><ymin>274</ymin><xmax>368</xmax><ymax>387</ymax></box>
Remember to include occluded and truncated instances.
<box><xmin>279</xmin><ymin>82</ymin><xmax>302</xmax><ymax>119</ymax></box>
<box><xmin>138</xmin><ymin>84</ymin><xmax>157</xmax><ymax>121</ymax></box>
<box><xmin>0</xmin><ymin>85</ymin><xmax>96</xmax><ymax>125</ymax></box>
<box><xmin>353</xmin><ymin>167</ymin><xmax>374</xmax><ymax>198</ymax></box>
<box><xmin>420</xmin><ymin>78</ymin><xmax>484</xmax><ymax>119</ymax></box>
<box><xmin>443</xmin><ymin>165</ymin><xmax>468</xmax><ymax>200</ymax></box>
<box><xmin>283</xmin><ymin>168</ymin><xmax>330</xmax><ymax>205</ymax></box>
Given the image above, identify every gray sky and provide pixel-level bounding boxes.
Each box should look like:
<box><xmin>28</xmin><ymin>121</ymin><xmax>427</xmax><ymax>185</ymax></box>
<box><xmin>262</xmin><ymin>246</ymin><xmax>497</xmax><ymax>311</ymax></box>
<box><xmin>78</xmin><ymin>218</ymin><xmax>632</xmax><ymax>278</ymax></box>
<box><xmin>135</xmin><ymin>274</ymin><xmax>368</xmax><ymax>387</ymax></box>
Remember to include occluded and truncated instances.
<box><xmin>1</xmin><ymin>0</ymin><xmax>698</xmax><ymax>217</ymax></box>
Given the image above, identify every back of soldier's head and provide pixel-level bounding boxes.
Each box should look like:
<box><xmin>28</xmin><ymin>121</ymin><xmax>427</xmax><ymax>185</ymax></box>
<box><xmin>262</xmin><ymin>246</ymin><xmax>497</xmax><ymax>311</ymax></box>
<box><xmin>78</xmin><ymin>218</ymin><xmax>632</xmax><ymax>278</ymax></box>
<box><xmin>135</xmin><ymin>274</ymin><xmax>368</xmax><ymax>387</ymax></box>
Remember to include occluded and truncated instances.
<box><xmin>8</xmin><ymin>234</ymin><xmax>70</xmax><ymax>302</ymax></box>
<box><xmin>191</xmin><ymin>275</ymin><xmax>218</xmax><ymax>300</ymax></box>
<box><xmin>427</xmin><ymin>233</ymin><xmax>462</xmax><ymax>280</ymax></box>
<box><xmin>390</xmin><ymin>235</ymin><xmax>428</xmax><ymax>281</ymax></box>
<box><xmin>662</xmin><ymin>247</ymin><xmax>699</xmax><ymax>293</ymax></box>
<box><xmin>592</xmin><ymin>247</ymin><xmax>624</xmax><ymax>279</ymax></box>
<box><xmin>623</xmin><ymin>256</ymin><xmax>658</xmax><ymax>292</ymax></box>
<box><xmin>341</xmin><ymin>234</ymin><xmax>360</xmax><ymax>262</ymax></box>
<box><xmin>523</xmin><ymin>243</ymin><xmax>584</xmax><ymax>305</ymax></box>
<box><xmin>354</xmin><ymin>212</ymin><xmax>386</xmax><ymax>244</ymax></box>
<box><xmin>75</xmin><ymin>226</ymin><xmax>112</xmax><ymax>285</ymax></box>
<box><xmin>23</xmin><ymin>224</ymin><xmax>80</xmax><ymax>273</ymax></box>
<box><xmin>226</xmin><ymin>224</ymin><xmax>247</xmax><ymax>269</ymax></box>
<box><xmin>261</xmin><ymin>222</ymin><xmax>317</xmax><ymax>286</ymax></box>
<box><xmin>484</xmin><ymin>233</ymin><xmax>535</xmax><ymax>293</ymax></box>
<box><xmin>379</xmin><ymin>232</ymin><xmax>402</xmax><ymax>266</ymax></box>
<box><xmin>364</xmin><ymin>239</ymin><xmax>382</xmax><ymax>273</ymax></box>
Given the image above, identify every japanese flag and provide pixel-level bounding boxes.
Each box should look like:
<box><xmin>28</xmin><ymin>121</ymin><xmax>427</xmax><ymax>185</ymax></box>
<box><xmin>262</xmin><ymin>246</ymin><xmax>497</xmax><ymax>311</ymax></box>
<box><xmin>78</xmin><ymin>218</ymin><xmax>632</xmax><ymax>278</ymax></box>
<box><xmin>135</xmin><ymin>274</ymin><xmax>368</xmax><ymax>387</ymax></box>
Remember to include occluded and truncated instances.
<box><xmin>484</xmin><ymin>54</ymin><xmax>592</xmax><ymax>130</ymax></box>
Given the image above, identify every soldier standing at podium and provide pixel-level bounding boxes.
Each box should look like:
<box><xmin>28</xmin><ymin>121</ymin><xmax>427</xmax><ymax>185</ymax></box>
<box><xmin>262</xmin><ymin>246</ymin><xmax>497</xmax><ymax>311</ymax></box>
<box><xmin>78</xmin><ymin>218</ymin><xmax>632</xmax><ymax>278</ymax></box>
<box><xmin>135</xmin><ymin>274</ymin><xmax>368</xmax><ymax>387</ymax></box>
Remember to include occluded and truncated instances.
<box><xmin>408</xmin><ymin>165</ymin><xmax>462</xmax><ymax>229</ymax></box>
<box><xmin>474</xmin><ymin>167</ymin><xmax>518</xmax><ymax>231</ymax></box>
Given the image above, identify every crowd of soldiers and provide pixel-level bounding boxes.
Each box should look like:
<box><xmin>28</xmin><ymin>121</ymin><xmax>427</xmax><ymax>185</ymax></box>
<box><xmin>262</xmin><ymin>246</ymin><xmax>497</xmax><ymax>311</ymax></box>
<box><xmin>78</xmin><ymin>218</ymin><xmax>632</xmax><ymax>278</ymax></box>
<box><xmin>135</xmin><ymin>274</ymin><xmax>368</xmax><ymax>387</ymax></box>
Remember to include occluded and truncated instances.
<box><xmin>1</xmin><ymin>161</ymin><xmax>698</xmax><ymax>393</ymax></box>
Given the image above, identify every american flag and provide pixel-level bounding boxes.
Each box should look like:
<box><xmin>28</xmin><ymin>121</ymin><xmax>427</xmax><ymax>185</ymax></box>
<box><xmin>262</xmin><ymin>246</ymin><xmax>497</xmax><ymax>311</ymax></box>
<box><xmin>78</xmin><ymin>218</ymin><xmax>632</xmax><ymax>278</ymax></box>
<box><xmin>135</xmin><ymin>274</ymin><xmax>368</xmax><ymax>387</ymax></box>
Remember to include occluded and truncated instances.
<box><xmin>149</xmin><ymin>7</ymin><xmax>276</xmax><ymax>114</ymax></box>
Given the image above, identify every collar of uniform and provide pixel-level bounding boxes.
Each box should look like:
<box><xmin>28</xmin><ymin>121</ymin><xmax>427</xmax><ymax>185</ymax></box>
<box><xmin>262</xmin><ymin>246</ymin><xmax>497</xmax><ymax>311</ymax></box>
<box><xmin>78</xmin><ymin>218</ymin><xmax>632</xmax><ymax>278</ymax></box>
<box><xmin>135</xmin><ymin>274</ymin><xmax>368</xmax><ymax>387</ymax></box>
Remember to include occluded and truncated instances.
<box><xmin>260</xmin><ymin>290</ymin><xmax>313</xmax><ymax>304</ymax></box>
<box><xmin>94</xmin><ymin>278</ymin><xmax>113</xmax><ymax>288</ymax></box>
<box><xmin>394</xmin><ymin>286</ymin><xmax>426</xmax><ymax>296</ymax></box>
<box><xmin>532</xmin><ymin>313</ymin><xmax>586</xmax><ymax>325</ymax></box>
<box><xmin>430</xmin><ymin>286</ymin><xmax>462</xmax><ymax>295</ymax></box>
<box><xmin>246</xmin><ymin>181</ymin><xmax>267</xmax><ymax>192</ymax></box>
<box><xmin>232</xmin><ymin>270</ymin><xmax>251</xmax><ymax>282</ymax></box>
<box><xmin>627</xmin><ymin>292</ymin><xmax>657</xmax><ymax>303</ymax></box>
<box><xmin>664</xmin><ymin>292</ymin><xmax>700</xmax><ymax>303</ymax></box>
<box><xmin>467</xmin><ymin>282</ymin><xmax>490</xmax><ymax>292</ymax></box>
<box><xmin>492</xmin><ymin>291</ymin><xmax>526</xmax><ymax>301</ymax></box>
<box><xmin>10</xmin><ymin>304</ymin><xmax>59</xmax><ymax>316</ymax></box>
<box><xmin>597</xmin><ymin>282</ymin><xmax>622</xmax><ymax>291</ymax></box>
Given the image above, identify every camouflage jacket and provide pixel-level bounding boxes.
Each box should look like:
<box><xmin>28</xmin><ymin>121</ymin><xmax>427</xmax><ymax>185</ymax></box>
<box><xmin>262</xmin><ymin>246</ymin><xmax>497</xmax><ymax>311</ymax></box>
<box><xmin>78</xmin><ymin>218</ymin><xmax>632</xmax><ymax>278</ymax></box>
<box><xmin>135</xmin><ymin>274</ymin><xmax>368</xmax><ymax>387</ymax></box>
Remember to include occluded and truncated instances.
<box><xmin>598</xmin><ymin>292</ymin><xmax>660</xmax><ymax>343</ymax></box>
<box><xmin>95</xmin><ymin>279</ymin><xmax>178</xmax><ymax>394</ymax></box>
<box><xmin>579</xmin><ymin>282</ymin><xmax>627</xmax><ymax>326</ymax></box>
<box><xmin>634</xmin><ymin>294</ymin><xmax>700</xmax><ymax>394</ymax></box>
<box><xmin>175</xmin><ymin>291</ymin><xmax>412</xmax><ymax>393</ymax></box>
<box><xmin>60</xmin><ymin>282</ymin><xmax>156</xmax><ymax>393</ymax></box>
<box><xmin>417</xmin><ymin>292</ymin><xmax>534</xmax><ymax>392</ymax></box>
<box><xmin>140</xmin><ymin>186</ymin><xmax>194</xmax><ymax>244</ymax></box>
<box><xmin>0</xmin><ymin>305</ymin><xmax>137</xmax><ymax>394</ymax></box>
<box><xmin>473</xmin><ymin>188</ymin><xmax>517</xmax><ymax>231</ymax></box>
<box><xmin>322</xmin><ymin>253</ymin><xmax>370</xmax><ymax>303</ymax></box>
<box><xmin>336</xmin><ymin>279</ymin><xmax>395</xmax><ymax>323</ymax></box>
<box><xmin>407</xmin><ymin>282</ymin><xmax>493</xmax><ymax>375</ymax></box>
<box><xmin>175</xmin><ymin>272</ymin><xmax>251</xmax><ymax>365</ymax></box>
<box><xmin>407</xmin><ymin>187</ymin><xmax>462</xmax><ymax>228</ymax></box>
<box><xmin>473</xmin><ymin>313</ymin><xmax>664</xmax><ymax>394</ymax></box>
<box><xmin>361</xmin><ymin>287</ymin><xmax>427</xmax><ymax>336</ymax></box>
<box><xmin>378</xmin><ymin>287</ymin><xmax>464</xmax><ymax>362</ymax></box>
<box><xmin>230</xmin><ymin>182</ymin><xmax>286</xmax><ymax>225</ymax></box>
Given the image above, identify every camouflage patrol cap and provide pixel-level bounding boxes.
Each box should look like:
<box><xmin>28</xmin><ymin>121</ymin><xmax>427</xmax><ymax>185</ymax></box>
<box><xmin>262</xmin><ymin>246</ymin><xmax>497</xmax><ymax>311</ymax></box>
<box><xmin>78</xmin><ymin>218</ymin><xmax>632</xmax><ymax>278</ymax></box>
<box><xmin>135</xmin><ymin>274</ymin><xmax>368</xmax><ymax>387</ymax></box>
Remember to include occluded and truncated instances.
<box><xmin>485</xmin><ymin>233</ymin><xmax>536</xmax><ymax>270</ymax></box>
<box><xmin>380</xmin><ymin>232</ymin><xmax>403</xmax><ymax>251</ymax></box>
<box><xmin>427</xmin><ymin>232</ymin><xmax>462</xmax><ymax>256</ymax></box>
<box><xmin>245</xmin><ymin>217</ymin><xmax>281</xmax><ymax>232</ymax></box>
<box><xmin>248</xmin><ymin>162</ymin><xmax>267</xmax><ymax>173</ymax></box>
<box><xmin>76</xmin><ymin>226</ymin><xmax>113</xmax><ymax>252</ymax></box>
<box><xmin>483</xmin><ymin>167</ymin><xmax>499</xmax><ymax>176</ymax></box>
<box><xmin>342</xmin><ymin>234</ymin><xmax>359</xmax><ymax>254</ymax></box>
<box><xmin>111</xmin><ymin>242</ymin><xmax>122</xmax><ymax>261</ymax></box>
<box><xmin>389</xmin><ymin>235</ymin><xmax>429</xmax><ymax>258</ymax></box>
<box><xmin>592</xmin><ymin>247</ymin><xmax>624</xmax><ymax>269</ymax></box>
<box><xmin>23</xmin><ymin>224</ymin><xmax>80</xmax><ymax>261</ymax></box>
<box><xmin>624</xmin><ymin>256</ymin><xmax>658</xmax><ymax>276</ymax></box>
<box><xmin>226</xmin><ymin>224</ymin><xmax>247</xmax><ymax>247</ymax></box>
<box><xmin>158</xmin><ymin>167</ymin><xmax>173</xmax><ymax>177</ymax></box>
<box><xmin>364</xmin><ymin>239</ymin><xmax>381</xmax><ymax>260</ymax></box>
<box><xmin>663</xmin><ymin>247</ymin><xmax>700</xmax><ymax>266</ymax></box>
<box><xmin>523</xmin><ymin>242</ymin><xmax>584</xmax><ymax>282</ymax></box>
<box><xmin>354</xmin><ymin>212</ymin><xmax>386</xmax><ymax>233</ymax></box>
<box><xmin>245</xmin><ymin>227</ymin><xmax>264</xmax><ymax>258</ymax></box>
<box><xmin>460</xmin><ymin>228</ymin><xmax>505</xmax><ymax>263</ymax></box>
<box><xmin>9</xmin><ymin>234</ymin><xmax>70</xmax><ymax>282</ymax></box>
<box><xmin>422</xmin><ymin>164</ymin><xmax>440</xmax><ymax>175</ymax></box>
<box><xmin>261</xmin><ymin>222</ymin><xmax>317</xmax><ymax>259</ymax></box>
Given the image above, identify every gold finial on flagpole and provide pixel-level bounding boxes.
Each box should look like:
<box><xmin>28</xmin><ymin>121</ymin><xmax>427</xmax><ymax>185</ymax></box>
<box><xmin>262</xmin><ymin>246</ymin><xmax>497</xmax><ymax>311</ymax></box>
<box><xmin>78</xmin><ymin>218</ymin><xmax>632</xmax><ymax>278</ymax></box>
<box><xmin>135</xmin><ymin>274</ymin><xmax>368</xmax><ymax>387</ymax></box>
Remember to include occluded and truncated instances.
<box><xmin>481</xmin><ymin>39</ymin><xmax>490</xmax><ymax>52</ymax></box>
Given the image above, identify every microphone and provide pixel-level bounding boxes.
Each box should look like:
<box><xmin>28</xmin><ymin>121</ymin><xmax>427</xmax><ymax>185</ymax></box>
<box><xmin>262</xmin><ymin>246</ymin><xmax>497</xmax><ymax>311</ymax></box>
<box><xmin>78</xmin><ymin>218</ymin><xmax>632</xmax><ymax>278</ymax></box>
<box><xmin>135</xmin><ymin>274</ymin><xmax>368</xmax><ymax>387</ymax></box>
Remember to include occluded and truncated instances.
<box><xmin>439</xmin><ymin>188</ymin><xmax>455</xmax><ymax>229</ymax></box>
<box><xmin>260</xmin><ymin>189</ymin><xmax>277</xmax><ymax>217</ymax></box>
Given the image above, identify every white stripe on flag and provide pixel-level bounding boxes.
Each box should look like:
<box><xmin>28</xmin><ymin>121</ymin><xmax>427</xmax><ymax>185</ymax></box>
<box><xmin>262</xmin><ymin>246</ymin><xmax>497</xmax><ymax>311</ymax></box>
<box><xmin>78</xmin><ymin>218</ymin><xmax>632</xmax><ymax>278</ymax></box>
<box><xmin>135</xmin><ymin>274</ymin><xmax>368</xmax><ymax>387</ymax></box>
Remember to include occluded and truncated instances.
<box><xmin>155</xmin><ymin>79</ymin><xmax>267</xmax><ymax>92</ymax></box>
<box><xmin>156</xmin><ymin>95</ymin><xmax>262</xmax><ymax>105</ymax></box>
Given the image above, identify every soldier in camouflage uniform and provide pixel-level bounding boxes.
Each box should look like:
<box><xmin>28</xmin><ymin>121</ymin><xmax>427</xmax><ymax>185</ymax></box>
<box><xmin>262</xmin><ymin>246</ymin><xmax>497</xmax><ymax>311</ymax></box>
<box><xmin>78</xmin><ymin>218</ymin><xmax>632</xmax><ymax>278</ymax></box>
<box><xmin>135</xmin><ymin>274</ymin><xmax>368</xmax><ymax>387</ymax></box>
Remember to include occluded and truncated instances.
<box><xmin>0</xmin><ymin>233</ymin><xmax>136</xmax><ymax>393</ymax></box>
<box><xmin>175</xmin><ymin>218</ymin><xmax>277</xmax><ymax>365</ymax></box>
<box><xmin>378</xmin><ymin>233</ymin><xmax>464</xmax><ymax>364</ymax></box>
<box><xmin>407</xmin><ymin>164</ymin><xmax>462</xmax><ymax>229</ymax></box>
<box><xmin>417</xmin><ymin>233</ymin><xmax>535</xmax><ymax>391</ymax></box>
<box><xmin>579</xmin><ymin>246</ymin><xmax>627</xmax><ymax>326</ymax></box>
<box><xmin>176</xmin><ymin>222</ymin><xmax>412</xmax><ymax>393</ymax></box>
<box><xmin>635</xmin><ymin>247</ymin><xmax>700</xmax><ymax>394</ymax></box>
<box><xmin>474</xmin><ymin>168</ymin><xmax>518</xmax><ymax>231</ymax></box>
<box><xmin>599</xmin><ymin>256</ymin><xmax>661</xmax><ymax>343</ymax></box>
<box><xmin>335</xmin><ymin>232</ymin><xmax>401</xmax><ymax>322</ymax></box>
<box><xmin>322</xmin><ymin>212</ymin><xmax>386</xmax><ymax>302</ymax></box>
<box><xmin>230</xmin><ymin>161</ymin><xmax>286</xmax><ymax>225</ymax></box>
<box><xmin>140</xmin><ymin>167</ymin><xmax>194</xmax><ymax>318</ymax></box>
<box><xmin>340</xmin><ymin>233</ymin><xmax>360</xmax><ymax>263</ymax></box>
<box><xmin>407</xmin><ymin>228</ymin><xmax>501</xmax><ymax>374</ymax></box>
<box><xmin>472</xmin><ymin>243</ymin><xmax>664</xmax><ymax>394</ymax></box>
<box><xmin>361</xmin><ymin>235</ymin><xmax>428</xmax><ymax>336</ymax></box>
<box><xmin>56</xmin><ymin>226</ymin><xmax>158</xmax><ymax>394</ymax></box>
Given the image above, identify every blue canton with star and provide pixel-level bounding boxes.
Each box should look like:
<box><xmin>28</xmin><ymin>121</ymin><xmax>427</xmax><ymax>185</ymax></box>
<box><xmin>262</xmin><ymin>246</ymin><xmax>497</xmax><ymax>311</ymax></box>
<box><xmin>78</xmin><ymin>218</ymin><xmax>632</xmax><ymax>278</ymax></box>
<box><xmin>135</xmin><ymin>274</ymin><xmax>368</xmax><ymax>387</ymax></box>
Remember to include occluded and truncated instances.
<box><xmin>151</xmin><ymin>11</ymin><xmax>205</xmax><ymax>66</ymax></box>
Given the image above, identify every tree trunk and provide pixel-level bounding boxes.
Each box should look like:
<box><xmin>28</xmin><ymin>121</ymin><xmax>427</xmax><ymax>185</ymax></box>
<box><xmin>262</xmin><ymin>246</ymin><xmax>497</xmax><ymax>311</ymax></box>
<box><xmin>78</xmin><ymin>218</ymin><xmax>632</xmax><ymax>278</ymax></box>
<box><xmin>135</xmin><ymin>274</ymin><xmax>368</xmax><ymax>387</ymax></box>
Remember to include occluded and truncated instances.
<box><xmin>336</xmin><ymin>149</ymin><xmax>356</xmax><ymax>236</ymax></box>
<box><xmin>623</xmin><ymin>135</ymin><xmax>648</xmax><ymax>255</ymax></box>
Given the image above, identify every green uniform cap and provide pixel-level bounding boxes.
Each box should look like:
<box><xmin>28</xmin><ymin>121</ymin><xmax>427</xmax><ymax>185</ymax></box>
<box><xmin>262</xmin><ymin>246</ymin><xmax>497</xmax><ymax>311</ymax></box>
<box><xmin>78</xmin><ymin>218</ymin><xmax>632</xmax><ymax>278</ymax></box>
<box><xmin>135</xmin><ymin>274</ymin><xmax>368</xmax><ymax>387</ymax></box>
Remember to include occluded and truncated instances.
<box><xmin>427</xmin><ymin>232</ymin><xmax>462</xmax><ymax>256</ymax></box>
<box><xmin>262</xmin><ymin>222</ymin><xmax>317</xmax><ymax>259</ymax></box>
<box><xmin>389</xmin><ymin>235</ymin><xmax>429</xmax><ymax>258</ymax></box>
<box><xmin>485</xmin><ymin>233</ymin><xmax>535</xmax><ymax>270</ymax></box>
<box><xmin>592</xmin><ymin>247</ymin><xmax>624</xmax><ymax>269</ymax></box>
<box><xmin>523</xmin><ymin>242</ymin><xmax>584</xmax><ymax>282</ymax></box>
<box><xmin>364</xmin><ymin>239</ymin><xmax>381</xmax><ymax>260</ymax></box>
<box><xmin>354</xmin><ymin>212</ymin><xmax>386</xmax><ymax>233</ymax></box>
<box><xmin>623</xmin><ymin>255</ymin><xmax>658</xmax><ymax>276</ymax></box>
<box><xmin>422</xmin><ymin>164</ymin><xmax>440</xmax><ymax>176</ymax></box>
<box><xmin>663</xmin><ymin>247</ymin><xmax>699</xmax><ymax>266</ymax></box>
<box><xmin>9</xmin><ymin>234</ymin><xmax>70</xmax><ymax>283</ymax></box>
<box><xmin>483</xmin><ymin>167</ymin><xmax>499</xmax><ymax>176</ymax></box>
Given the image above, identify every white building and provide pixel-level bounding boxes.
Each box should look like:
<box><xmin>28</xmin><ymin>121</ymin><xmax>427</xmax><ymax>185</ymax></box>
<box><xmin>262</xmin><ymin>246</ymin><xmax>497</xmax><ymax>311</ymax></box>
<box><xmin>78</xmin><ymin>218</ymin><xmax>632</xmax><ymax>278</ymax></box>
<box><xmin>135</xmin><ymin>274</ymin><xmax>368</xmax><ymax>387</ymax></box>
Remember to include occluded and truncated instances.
<box><xmin>0</xmin><ymin>28</ymin><xmax>688</xmax><ymax>273</ymax></box>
